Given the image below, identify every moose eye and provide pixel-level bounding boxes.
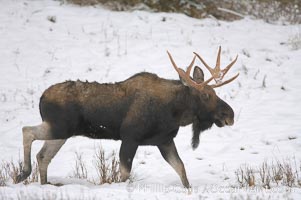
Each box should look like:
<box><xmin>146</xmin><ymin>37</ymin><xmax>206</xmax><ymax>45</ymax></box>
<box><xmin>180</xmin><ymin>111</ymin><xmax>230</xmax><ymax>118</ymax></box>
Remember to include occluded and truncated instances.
<box><xmin>202</xmin><ymin>93</ymin><xmax>210</xmax><ymax>100</ymax></box>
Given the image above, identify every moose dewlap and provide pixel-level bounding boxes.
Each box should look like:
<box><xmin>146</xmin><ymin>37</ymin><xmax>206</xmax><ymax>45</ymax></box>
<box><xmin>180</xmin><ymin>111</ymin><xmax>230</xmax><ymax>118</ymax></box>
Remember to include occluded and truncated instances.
<box><xmin>17</xmin><ymin>47</ymin><xmax>239</xmax><ymax>188</ymax></box>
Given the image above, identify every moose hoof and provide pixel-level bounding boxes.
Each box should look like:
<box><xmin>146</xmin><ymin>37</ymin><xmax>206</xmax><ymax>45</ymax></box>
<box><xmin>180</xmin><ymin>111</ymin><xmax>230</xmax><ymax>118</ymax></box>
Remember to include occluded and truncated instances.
<box><xmin>15</xmin><ymin>171</ymin><xmax>30</xmax><ymax>183</ymax></box>
<box><xmin>52</xmin><ymin>182</ymin><xmax>64</xmax><ymax>187</ymax></box>
<box><xmin>121</xmin><ymin>174</ymin><xmax>130</xmax><ymax>182</ymax></box>
<box><xmin>182</xmin><ymin>180</ymin><xmax>191</xmax><ymax>189</ymax></box>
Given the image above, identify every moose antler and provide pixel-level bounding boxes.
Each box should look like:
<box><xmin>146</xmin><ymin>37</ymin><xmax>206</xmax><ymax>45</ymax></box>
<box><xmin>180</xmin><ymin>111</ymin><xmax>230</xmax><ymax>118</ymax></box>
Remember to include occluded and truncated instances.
<box><xmin>193</xmin><ymin>46</ymin><xmax>239</xmax><ymax>88</ymax></box>
<box><xmin>167</xmin><ymin>51</ymin><xmax>214</xmax><ymax>91</ymax></box>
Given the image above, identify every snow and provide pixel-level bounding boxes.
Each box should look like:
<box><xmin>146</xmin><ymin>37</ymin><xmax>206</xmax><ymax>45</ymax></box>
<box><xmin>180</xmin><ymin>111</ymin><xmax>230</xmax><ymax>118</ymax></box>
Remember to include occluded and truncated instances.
<box><xmin>0</xmin><ymin>0</ymin><xmax>301</xmax><ymax>199</ymax></box>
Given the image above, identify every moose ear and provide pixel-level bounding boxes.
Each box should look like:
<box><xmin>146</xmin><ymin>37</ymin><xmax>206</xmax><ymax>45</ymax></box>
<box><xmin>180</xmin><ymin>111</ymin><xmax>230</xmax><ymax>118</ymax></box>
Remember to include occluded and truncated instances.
<box><xmin>193</xmin><ymin>66</ymin><xmax>204</xmax><ymax>83</ymax></box>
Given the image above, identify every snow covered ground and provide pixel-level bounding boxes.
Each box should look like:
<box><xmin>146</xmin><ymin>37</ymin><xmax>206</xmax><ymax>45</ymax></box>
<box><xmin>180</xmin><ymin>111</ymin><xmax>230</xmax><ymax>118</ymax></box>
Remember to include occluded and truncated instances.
<box><xmin>0</xmin><ymin>0</ymin><xmax>301</xmax><ymax>199</ymax></box>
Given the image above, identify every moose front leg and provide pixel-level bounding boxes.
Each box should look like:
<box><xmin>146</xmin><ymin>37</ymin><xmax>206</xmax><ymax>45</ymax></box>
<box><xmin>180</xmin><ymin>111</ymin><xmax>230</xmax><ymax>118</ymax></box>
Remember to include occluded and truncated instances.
<box><xmin>158</xmin><ymin>140</ymin><xmax>190</xmax><ymax>188</ymax></box>
<box><xmin>119</xmin><ymin>141</ymin><xmax>138</xmax><ymax>182</ymax></box>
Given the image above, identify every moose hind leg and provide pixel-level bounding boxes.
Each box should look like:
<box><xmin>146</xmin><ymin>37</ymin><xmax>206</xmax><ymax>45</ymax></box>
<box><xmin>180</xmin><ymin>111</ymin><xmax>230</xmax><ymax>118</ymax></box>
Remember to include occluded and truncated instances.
<box><xmin>158</xmin><ymin>140</ymin><xmax>190</xmax><ymax>188</ymax></box>
<box><xmin>36</xmin><ymin>139</ymin><xmax>66</xmax><ymax>184</ymax></box>
<box><xmin>16</xmin><ymin>122</ymin><xmax>54</xmax><ymax>183</ymax></box>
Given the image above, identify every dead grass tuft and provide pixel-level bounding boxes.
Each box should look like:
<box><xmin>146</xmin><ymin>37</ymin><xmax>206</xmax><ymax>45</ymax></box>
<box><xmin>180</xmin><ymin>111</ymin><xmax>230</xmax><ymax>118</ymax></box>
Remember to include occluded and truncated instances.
<box><xmin>69</xmin><ymin>145</ymin><xmax>121</xmax><ymax>185</ymax></box>
<box><xmin>63</xmin><ymin>0</ymin><xmax>301</xmax><ymax>24</ymax></box>
<box><xmin>93</xmin><ymin>146</ymin><xmax>121</xmax><ymax>184</ymax></box>
<box><xmin>0</xmin><ymin>162</ymin><xmax>10</xmax><ymax>186</ymax></box>
<box><xmin>235</xmin><ymin>158</ymin><xmax>301</xmax><ymax>189</ymax></box>
<box><xmin>71</xmin><ymin>151</ymin><xmax>88</xmax><ymax>179</ymax></box>
<box><xmin>0</xmin><ymin>158</ymin><xmax>39</xmax><ymax>186</ymax></box>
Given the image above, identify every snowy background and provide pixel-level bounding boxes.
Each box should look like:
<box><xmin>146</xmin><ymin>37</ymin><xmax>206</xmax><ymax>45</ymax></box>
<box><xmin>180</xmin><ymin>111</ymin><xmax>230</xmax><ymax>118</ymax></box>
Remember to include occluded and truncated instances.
<box><xmin>0</xmin><ymin>0</ymin><xmax>301</xmax><ymax>199</ymax></box>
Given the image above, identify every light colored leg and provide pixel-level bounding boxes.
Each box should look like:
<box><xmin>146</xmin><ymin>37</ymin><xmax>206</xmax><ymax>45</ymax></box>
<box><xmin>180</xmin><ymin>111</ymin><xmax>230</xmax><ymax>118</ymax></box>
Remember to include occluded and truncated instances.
<box><xmin>36</xmin><ymin>140</ymin><xmax>66</xmax><ymax>184</ymax></box>
<box><xmin>16</xmin><ymin>122</ymin><xmax>54</xmax><ymax>183</ymax></box>
<box><xmin>158</xmin><ymin>140</ymin><xmax>190</xmax><ymax>188</ymax></box>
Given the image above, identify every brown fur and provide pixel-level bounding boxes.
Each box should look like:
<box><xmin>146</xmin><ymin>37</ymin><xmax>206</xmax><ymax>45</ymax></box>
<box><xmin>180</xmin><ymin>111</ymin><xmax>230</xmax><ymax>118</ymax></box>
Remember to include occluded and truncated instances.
<box><xmin>17</xmin><ymin>69</ymin><xmax>235</xmax><ymax>188</ymax></box>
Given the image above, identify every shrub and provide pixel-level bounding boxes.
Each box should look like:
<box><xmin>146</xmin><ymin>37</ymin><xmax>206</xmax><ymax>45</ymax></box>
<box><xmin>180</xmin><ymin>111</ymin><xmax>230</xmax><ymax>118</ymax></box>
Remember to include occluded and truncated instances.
<box><xmin>70</xmin><ymin>145</ymin><xmax>121</xmax><ymax>185</ymax></box>
<box><xmin>71</xmin><ymin>152</ymin><xmax>88</xmax><ymax>179</ymax></box>
<box><xmin>63</xmin><ymin>0</ymin><xmax>301</xmax><ymax>24</ymax></box>
<box><xmin>93</xmin><ymin>146</ymin><xmax>121</xmax><ymax>184</ymax></box>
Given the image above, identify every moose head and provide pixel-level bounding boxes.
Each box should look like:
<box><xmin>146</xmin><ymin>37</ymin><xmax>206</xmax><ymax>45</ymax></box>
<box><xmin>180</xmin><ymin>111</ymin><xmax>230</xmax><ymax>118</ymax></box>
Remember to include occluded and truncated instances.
<box><xmin>167</xmin><ymin>46</ymin><xmax>239</xmax><ymax>149</ymax></box>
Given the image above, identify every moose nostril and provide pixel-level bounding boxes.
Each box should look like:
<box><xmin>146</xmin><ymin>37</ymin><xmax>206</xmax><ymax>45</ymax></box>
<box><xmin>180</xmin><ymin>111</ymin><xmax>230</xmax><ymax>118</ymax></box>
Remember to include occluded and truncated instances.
<box><xmin>226</xmin><ymin>119</ymin><xmax>234</xmax><ymax>126</ymax></box>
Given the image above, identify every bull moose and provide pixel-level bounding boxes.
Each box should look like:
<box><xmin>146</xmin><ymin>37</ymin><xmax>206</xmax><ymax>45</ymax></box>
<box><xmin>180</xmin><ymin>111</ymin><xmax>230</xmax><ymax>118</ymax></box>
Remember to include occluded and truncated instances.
<box><xmin>16</xmin><ymin>47</ymin><xmax>239</xmax><ymax>188</ymax></box>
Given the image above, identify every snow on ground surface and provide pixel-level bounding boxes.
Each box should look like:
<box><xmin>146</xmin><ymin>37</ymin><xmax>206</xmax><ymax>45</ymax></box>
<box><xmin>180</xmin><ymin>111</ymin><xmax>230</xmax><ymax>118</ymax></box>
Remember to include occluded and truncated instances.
<box><xmin>0</xmin><ymin>0</ymin><xmax>301</xmax><ymax>199</ymax></box>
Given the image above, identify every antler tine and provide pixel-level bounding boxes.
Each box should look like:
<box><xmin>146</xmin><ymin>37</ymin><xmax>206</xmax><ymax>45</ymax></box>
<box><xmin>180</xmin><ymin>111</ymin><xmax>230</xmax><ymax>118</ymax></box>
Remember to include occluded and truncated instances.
<box><xmin>211</xmin><ymin>73</ymin><xmax>239</xmax><ymax>88</ymax></box>
<box><xmin>167</xmin><ymin>51</ymin><xmax>214</xmax><ymax>90</ymax></box>
<box><xmin>215</xmin><ymin>46</ymin><xmax>221</xmax><ymax>71</ymax></box>
<box><xmin>194</xmin><ymin>47</ymin><xmax>222</xmax><ymax>76</ymax></box>
<box><xmin>220</xmin><ymin>55</ymin><xmax>238</xmax><ymax>80</ymax></box>
<box><xmin>186</xmin><ymin>55</ymin><xmax>196</xmax><ymax>77</ymax></box>
<box><xmin>193</xmin><ymin>52</ymin><xmax>214</xmax><ymax>75</ymax></box>
<box><xmin>200</xmin><ymin>76</ymin><xmax>214</xmax><ymax>87</ymax></box>
<box><xmin>194</xmin><ymin>47</ymin><xmax>239</xmax><ymax>87</ymax></box>
<box><xmin>167</xmin><ymin>51</ymin><xmax>196</xmax><ymax>79</ymax></box>
<box><xmin>167</xmin><ymin>51</ymin><xmax>185</xmax><ymax>75</ymax></box>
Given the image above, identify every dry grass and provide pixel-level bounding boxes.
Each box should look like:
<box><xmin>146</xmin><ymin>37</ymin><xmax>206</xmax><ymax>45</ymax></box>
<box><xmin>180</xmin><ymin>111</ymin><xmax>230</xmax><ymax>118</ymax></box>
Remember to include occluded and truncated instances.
<box><xmin>235</xmin><ymin>158</ymin><xmax>301</xmax><ymax>189</ymax></box>
<box><xmin>1</xmin><ymin>146</ymin><xmax>121</xmax><ymax>186</ymax></box>
<box><xmin>69</xmin><ymin>145</ymin><xmax>121</xmax><ymax>185</ymax></box>
<box><xmin>71</xmin><ymin>151</ymin><xmax>88</xmax><ymax>179</ymax></box>
<box><xmin>93</xmin><ymin>146</ymin><xmax>121</xmax><ymax>184</ymax></box>
<box><xmin>0</xmin><ymin>159</ymin><xmax>39</xmax><ymax>186</ymax></box>
<box><xmin>0</xmin><ymin>162</ymin><xmax>10</xmax><ymax>186</ymax></box>
<box><xmin>259</xmin><ymin>161</ymin><xmax>271</xmax><ymax>189</ymax></box>
<box><xmin>63</xmin><ymin>0</ymin><xmax>301</xmax><ymax>24</ymax></box>
<box><xmin>235</xmin><ymin>165</ymin><xmax>255</xmax><ymax>187</ymax></box>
